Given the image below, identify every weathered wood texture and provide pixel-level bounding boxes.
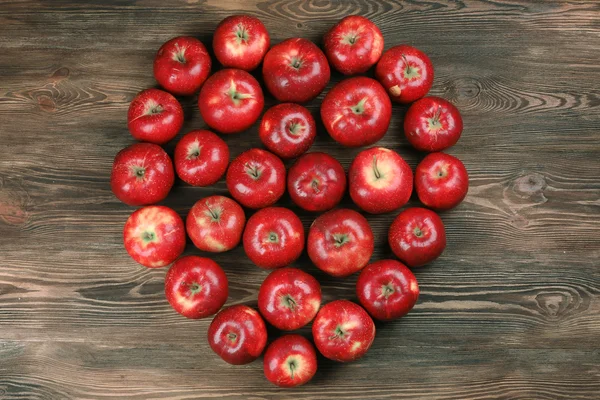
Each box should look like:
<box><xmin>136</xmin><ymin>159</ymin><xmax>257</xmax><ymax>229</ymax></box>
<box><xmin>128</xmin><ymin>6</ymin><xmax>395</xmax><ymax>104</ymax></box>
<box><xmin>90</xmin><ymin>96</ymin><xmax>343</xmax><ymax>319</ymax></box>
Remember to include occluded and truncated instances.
<box><xmin>1</xmin><ymin>0</ymin><xmax>599</xmax><ymax>398</ymax></box>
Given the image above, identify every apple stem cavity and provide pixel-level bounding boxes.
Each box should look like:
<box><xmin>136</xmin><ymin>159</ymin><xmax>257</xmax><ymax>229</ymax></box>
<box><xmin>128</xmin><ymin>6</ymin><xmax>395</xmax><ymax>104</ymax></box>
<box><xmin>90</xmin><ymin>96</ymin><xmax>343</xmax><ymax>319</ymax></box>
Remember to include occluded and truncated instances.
<box><xmin>401</xmin><ymin>54</ymin><xmax>420</xmax><ymax>80</ymax></box>
<box><xmin>188</xmin><ymin>282</ymin><xmax>202</xmax><ymax>295</ymax></box>
<box><xmin>288</xmin><ymin>360</ymin><xmax>296</xmax><ymax>380</ymax></box>
<box><xmin>173</xmin><ymin>43</ymin><xmax>186</xmax><ymax>63</ymax></box>
<box><xmin>131</xmin><ymin>166</ymin><xmax>146</xmax><ymax>179</ymax></box>
<box><xmin>141</xmin><ymin>230</ymin><xmax>156</xmax><ymax>243</ymax></box>
<box><xmin>205</xmin><ymin>205</ymin><xmax>222</xmax><ymax>222</ymax></box>
<box><xmin>311</xmin><ymin>178</ymin><xmax>320</xmax><ymax>193</ymax></box>
<box><xmin>227</xmin><ymin>332</ymin><xmax>237</xmax><ymax>342</ymax></box>
<box><xmin>288</xmin><ymin>122</ymin><xmax>302</xmax><ymax>136</ymax></box>
<box><xmin>290</xmin><ymin>57</ymin><xmax>303</xmax><ymax>70</ymax></box>
<box><xmin>428</xmin><ymin>106</ymin><xmax>443</xmax><ymax>130</ymax></box>
<box><xmin>413</xmin><ymin>226</ymin><xmax>424</xmax><ymax>238</ymax></box>
<box><xmin>244</xmin><ymin>163</ymin><xmax>262</xmax><ymax>180</ymax></box>
<box><xmin>330</xmin><ymin>325</ymin><xmax>346</xmax><ymax>340</ymax></box>
<box><xmin>282</xmin><ymin>294</ymin><xmax>297</xmax><ymax>311</ymax></box>
<box><xmin>227</xmin><ymin>81</ymin><xmax>254</xmax><ymax>106</ymax></box>
<box><xmin>267</xmin><ymin>232</ymin><xmax>279</xmax><ymax>243</ymax></box>
<box><xmin>235</xmin><ymin>24</ymin><xmax>250</xmax><ymax>44</ymax></box>
<box><xmin>333</xmin><ymin>233</ymin><xmax>349</xmax><ymax>248</ymax></box>
<box><xmin>382</xmin><ymin>284</ymin><xmax>395</xmax><ymax>299</ymax></box>
<box><xmin>350</xmin><ymin>97</ymin><xmax>368</xmax><ymax>115</ymax></box>
<box><xmin>187</xmin><ymin>143</ymin><xmax>201</xmax><ymax>160</ymax></box>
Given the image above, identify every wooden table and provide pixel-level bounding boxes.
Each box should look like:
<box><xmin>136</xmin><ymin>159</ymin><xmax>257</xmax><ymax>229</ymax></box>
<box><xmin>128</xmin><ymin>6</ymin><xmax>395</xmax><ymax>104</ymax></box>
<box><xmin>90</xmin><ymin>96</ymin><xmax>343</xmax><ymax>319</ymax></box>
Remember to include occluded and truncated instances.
<box><xmin>1</xmin><ymin>1</ymin><xmax>599</xmax><ymax>399</ymax></box>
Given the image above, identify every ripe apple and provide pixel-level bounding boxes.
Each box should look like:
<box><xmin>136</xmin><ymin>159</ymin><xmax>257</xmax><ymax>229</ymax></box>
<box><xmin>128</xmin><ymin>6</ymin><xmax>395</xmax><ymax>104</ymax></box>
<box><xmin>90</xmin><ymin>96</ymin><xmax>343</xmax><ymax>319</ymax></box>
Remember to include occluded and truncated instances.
<box><xmin>415</xmin><ymin>152</ymin><xmax>469</xmax><ymax>210</ymax></box>
<box><xmin>123</xmin><ymin>205</ymin><xmax>185</xmax><ymax>268</ymax></box>
<box><xmin>213</xmin><ymin>15</ymin><xmax>270</xmax><ymax>71</ymax></box>
<box><xmin>287</xmin><ymin>152</ymin><xmax>346</xmax><ymax>212</ymax></box>
<box><xmin>262</xmin><ymin>38</ymin><xmax>330</xmax><ymax>103</ymax></box>
<box><xmin>375</xmin><ymin>44</ymin><xmax>434</xmax><ymax>104</ymax></box>
<box><xmin>174</xmin><ymin>130</ymin><xmax>229</xmax><ymax>187</ymax></box>
<box><xmin>404</xmin><ymin>96</ymin><xmax>463</xmax><ymax>152</ymax></box>
<box><xmin>111</xmin><ymin>143</ymin><xmax>174</xmax><ymax>206</ymax></box>
<box><xmin>307</xmin><ymin>209</ymin><xmax>374</xmax><ymax>277</ymax></box>
<box><xmin>312</xmin><ymin>300</ymin><xmax>375</xmax><ymax>362</ymax></box>
<box><xmin>258</xmin><ymin>267</ymin><xmax>321</xmax><ymax>330</ymax></box>
<box><xmin>259</xmin><ymin>103</ymin><xmax>316</xmax><ymax>159</ymax></box>
<box><xmin>323</xmin><ymin>16</ymin><xmax>384</xmax><ymax>75</ymax></box>
<box><xmin>243</xmin><ymin>207</ymin><xmax>304</xmax><ymax>269</ymax></box>
<box><xmin>356</xmin><ymin>259</ymin><xmax>419</xmax><ymax>321</ymax></box>
<box><xmin>321</xmin><ymin>77</ymin><xmax>391</xmax><ymax>147</ymax></box>
<box><xmin>164</xmin><ymin>255</ymin><xmax>228</xmax><ymax>319</ymax></box>
<box><xmin>349</xmin><ymin>147</ymin><xmax>413</xmax><ymax>214</ymax></box>
<box><xmin>198</xmin><ymin>68</ymin><xmax>264</xmax><ymax>134</ymax></box>
<box><xmin>153</xmin><ymin>36</ymin><xmax>211</xmax><ymax>96</ymax></box>
<box><xmin>127</xmin><ymin>89</ymin><xmax>183</xmax><ymax>145</ymax></box>
<box><xmin>186</xmin><ymin>195</ymin><xmax>245</xmax><ymax>252</ymax></box>
<box><xmin>388</xmin><ymin>207</ymin><xmax>446</xmax><ymax>267</ymax></box>
<box><xmin>208</xmin><ymin>305</ymin><xmax>267</xmax><ymax>365</ymax></box>
<box><xmin>226</xmin><ymin>148</ymin><xmax>286</xmax><ymax>209</ymax></box>
<box><xmin>263</xmin><ymin>335</ymin><xmax>317</xmax><ymax>388</ymax></box>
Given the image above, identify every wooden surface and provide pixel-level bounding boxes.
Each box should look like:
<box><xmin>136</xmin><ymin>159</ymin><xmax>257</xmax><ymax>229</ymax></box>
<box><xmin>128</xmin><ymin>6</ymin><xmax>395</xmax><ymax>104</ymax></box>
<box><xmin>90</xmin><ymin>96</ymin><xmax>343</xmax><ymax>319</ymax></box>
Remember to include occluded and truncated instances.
<box><xmin>1</xmin><ymin>0</ymin><xmax>599</xmax><ymax>399</ymax></box>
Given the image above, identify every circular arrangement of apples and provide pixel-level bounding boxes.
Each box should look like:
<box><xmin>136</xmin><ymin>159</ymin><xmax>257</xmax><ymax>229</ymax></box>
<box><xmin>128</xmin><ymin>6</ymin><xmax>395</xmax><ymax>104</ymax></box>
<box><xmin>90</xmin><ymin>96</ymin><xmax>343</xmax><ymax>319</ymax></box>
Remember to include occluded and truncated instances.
<box><xmin>111</xmin><ymin>15</ymin><xmax>468</xmax><ymax>388</ymax></box>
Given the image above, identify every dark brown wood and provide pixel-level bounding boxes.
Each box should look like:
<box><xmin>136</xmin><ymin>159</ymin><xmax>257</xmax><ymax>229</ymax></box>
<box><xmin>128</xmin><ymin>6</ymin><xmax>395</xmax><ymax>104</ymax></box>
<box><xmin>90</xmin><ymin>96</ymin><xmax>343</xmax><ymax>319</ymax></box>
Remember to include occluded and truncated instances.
<box><xmin>1</xmin><ymin>0</ymin><xmax>599</xmax><ymax>398</ymax></box>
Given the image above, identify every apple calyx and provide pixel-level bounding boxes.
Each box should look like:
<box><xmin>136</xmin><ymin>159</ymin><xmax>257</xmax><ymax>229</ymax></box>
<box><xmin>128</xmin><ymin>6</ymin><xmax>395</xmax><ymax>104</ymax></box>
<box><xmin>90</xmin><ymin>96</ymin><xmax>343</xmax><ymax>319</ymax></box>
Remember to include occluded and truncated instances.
<box><xmin>188</xmin><ymin>281</ymin><xmax>202</xmax><ymax>295</ymax></box>
<box><xmin>172</xmin><ymin>43</ymin><xmax>187</xmax><ymax>64</ymax></box>
<box><xmin>381</xmin><ymin>283</ymin><xmax>395</xmax><ymax>299</ymax></box>
<box><xmin>227</xmin><ymin>81</ymin><xmax>254</xmax><ymax>106</ymax></box>
<box><xmin>350</xmin><ymin>97</ymin><xmax>368</xmax><ymax>115</ymax></box>
<box><xmin>281</xmin><ymin>294</ymin><xmax>297</xmax><ymax>311</ymax></box>
<box><xmin>333</xmin><ymin>233</ymin><xmax>350</xmax><ymax>248</ymax></box>
<box><xmin>244</xmin><ymin>163</ymin><xmax>262</xmax><ymax>180</ymax></box>
<box><xmin>235</xmin><ymin>24</ymin><xmax>250</xmax><ymax>44</ymax></box>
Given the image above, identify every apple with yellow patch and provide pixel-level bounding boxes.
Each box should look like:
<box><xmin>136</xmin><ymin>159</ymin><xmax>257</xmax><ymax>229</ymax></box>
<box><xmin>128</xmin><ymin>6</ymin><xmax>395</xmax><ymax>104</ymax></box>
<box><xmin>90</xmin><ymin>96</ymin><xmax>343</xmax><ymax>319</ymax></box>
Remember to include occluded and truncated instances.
<box><xmin>164</xmin><ymin>255</ymin><xmax>228</xmax><ymax>319</ymax></box>
<box><xmin>263</xmin><ymin>335</ymin><xmax>317</xmax><ymax>388</ymax></box>
<box><xmin>349</xmin><ymin>147</ymin><xmax>413</xmax><ymax>214</ymax></box>
<box><xmin>321</xmin><ymin>77</ymin><xmax>391</xmax><ymax>147</ymax></box>
<box><xmin>186</xmin><ymin>195</ymin><xmax>245</xmax><ymax>253</ymax></box>
<box><xmin>213</xmin><ymin>15</ymin><xmax>270</xmax><ymax>71</ymax></box>
<box><xmin>123</xmin><ymin>205</ymin><xmax>186</xmax><ymax>268</ymax></box>
<box><xmin>312</xmin><ymin>300</ymin><xmax>375</xmax><ymax>362</ymax></box>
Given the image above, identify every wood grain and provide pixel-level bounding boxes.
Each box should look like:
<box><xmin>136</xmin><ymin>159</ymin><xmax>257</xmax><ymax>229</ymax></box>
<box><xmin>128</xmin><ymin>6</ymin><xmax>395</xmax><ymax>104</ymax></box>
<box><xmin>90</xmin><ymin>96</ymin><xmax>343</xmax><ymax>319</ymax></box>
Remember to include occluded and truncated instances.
<box><xmin>1</xmin><ymin>0</ymin><xmax>599</xmax><ymax>399</ymax></box>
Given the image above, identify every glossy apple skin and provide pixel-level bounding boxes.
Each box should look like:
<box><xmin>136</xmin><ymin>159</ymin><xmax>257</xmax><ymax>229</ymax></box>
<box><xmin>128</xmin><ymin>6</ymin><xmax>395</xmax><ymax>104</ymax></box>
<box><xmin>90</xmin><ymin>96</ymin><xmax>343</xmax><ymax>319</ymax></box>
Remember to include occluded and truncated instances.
<box><xmin>312</xmin><ymin>300</ymin><xmax>375</xmax><ymax>362</ymax></box>
<box><xmin>127</xmin><ymin>89</ymin><xmax>184</xmax><ymax>145</ymax></box>
<box><xmin>375</xmin><ymin>45</ymin><xmax>434</xmax><ymax>104</ymax></box>
<box><xmin>208</xmin><ymin>305</ymin><xmax>267</xmax><ymax>365</ymax></box>
<box><xmin>356</xmin><ymin>260</ymin><xmax>419</xmax><ymax>321</ymax></box>
<box><xmin>263</xmin><ymin>335</ymin><xmax>317</xmax><ymax>388</ymax></box>
<box><xmin>262</xmin><ymin>38</ymin><xmax>330</xmax><ymax>103</ymax></box>
<box><xmin>258</xmin><ymin>268</ymin><xmax>321</xmax><ymax>330</ymax></box>
<box><xmin>388</xmin><ymin>207</ymin><xmax>446</xmax><ymax>267</ymax></box>
<box><xmin>323</xmin><ymin>16</ymin><xmax>384</xmax><ymax>75</ymax></box>
<box><xmin>198</xmin><ymin>68</ymin><xmax>264</xmax><ymax>134</ymax></box>
<box><xmin>307</xmin><ymin>209</ymin><xmax>374</xmax><ymax>277</ymax></box>
<box><xmin>259</xmin><ymin>103</ymin><xmax>316</xmax><ymax>159</ymax></box>
<box><xmin>226</xmin><ymin>148</ymin><xmax>286</xmax><ymax>209</ymax></box>
<box><xmin>404</xmin><ymin>96</ymin><xmax>463</xmax><ymax>152</ymax></box>
<box><xmin>321</xmin><ymin>77</ymin><xmax>391</xmax><ymax>147</ymax></box>
<box><xmin>213</xmin><ymin>15</ymin><xmax>270</xmax><ymax>71</ymax></box>
<box><xmin>287</xmin><ymin>152</ymin><xmax>346</xmax><ymax>212</ymax></box>
<box><xmin>415</xmin><ymin>152</ymin><xmax>468</xmax><ymax>210</ymax></box>
<box><xmin>186</xmin><ymin>195</ymin><xmax>245</xmax><ymax>252</ymax></box>
<box><xmin>243</xmin><ymin>207</ymin><xmax>304</xmax><ymax>269</ymax></box>
<box><xmin>123</xmin><ymin>205</ymin><xmax>185</xmax><ymax>268</ymax></box>
<box><xmin>174</xmin><ymin>130</ymin><xmax>229</xmax><ymax>186</ymax></box>
<box><xmin>153</xmin><ymin>36</ymin><xmax>211</xmax><ymax>96</ymax></box>
<box><xmin>111</xmin><ymin>143</ymin><xmax>175</xmax><ymax>206</ymax></box>
<box><xmin>349</xmin><ymin>147</ymin><xmax>413</xmax><ymax>214</ymax></box>
<box><xmin>164</xmin><ymin>255</ymin><xmax>228</xmax><ymax>319</ymax></box>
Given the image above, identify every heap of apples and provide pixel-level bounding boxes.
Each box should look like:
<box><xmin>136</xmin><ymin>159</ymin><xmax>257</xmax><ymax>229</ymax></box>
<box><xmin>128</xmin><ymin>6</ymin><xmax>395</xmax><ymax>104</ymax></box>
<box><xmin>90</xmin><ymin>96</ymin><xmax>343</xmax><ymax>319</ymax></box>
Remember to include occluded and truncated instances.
<box><xmin>111</xmin><ymin>15</ymin><xmax>468</xmax><ymax>387</ymax></box>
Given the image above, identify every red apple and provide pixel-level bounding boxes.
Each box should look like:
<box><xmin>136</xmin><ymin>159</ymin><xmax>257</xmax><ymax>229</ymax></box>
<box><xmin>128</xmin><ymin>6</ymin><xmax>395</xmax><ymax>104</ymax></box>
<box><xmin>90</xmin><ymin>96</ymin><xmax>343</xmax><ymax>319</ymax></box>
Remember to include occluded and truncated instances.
<box><xmin>174</xmin><ymin>130</ymin><xmax>229</xmax><ymax>187</ymax></box>
<box><xmin>153</xmin><ymin>36</ymin><xmax>211</xmax><ymax>96</ymax></box>
<box><xmin>388</xmin><ymin>207</ymin><xmax>446</xmax><ymax>267</ymax></box>
<box><xmin>258</xmin><ymin>268</ymin><xmax>321</xmax><ymax>330</ymax></box>
<box><xmin>323</xmin><ymin>16</ymin><xmax>384</xmax><ymax>75</ymax></box>
<box><xmin>123</xmin><ymin>205</ymin><xmax>185</xmax><ymax>268</ymax></box>
<box><xmin>127</xmin><ymin>89</ymin><xmax>184</xmax><ymax>145</ymax></box>
<box><xmin>213</xmin><ymin>15</ymin><xmax>270</xmax><ymax>71</ymax></box>
<box><xmin>226</xmin><ymin>148</ymin><xmax>286</xmax><ymax>209</ymax></box>
<box><xmin>287</xmin><ymin>152</ymin><xmax>346</xmax><ymax>212</ymax></box>
<box><xmin>259</xmin><ymin>103</ymin><xmax>316</xmax><ymax>159</ymax></box>
<box><xmin>404</xmin><ymin>96</ymin><xmax>463</xmax><ymax>152</ymax></box>
<box><xmin>263</xmin><ymin>335</ymin><xmax>317</xmax><ymax>388</ymax></box>
<box><xmin>164</xmin><ymin>255</ymin><xmax>228</xmax><ymax>319</ymax></box>
<box><xmin>186</xmin><ymin>195</ymin><xmax>245</xmax><ymax>252</ymax></box>
<box><xmin>208</xmin><ymin>305</ymin><xmax>267</xmax><ymax>365</ymax></box>
<box><xmin>243</xmin><ymin>207</ymin><xmax>304</xmax><ymax>269</ymax></box>
<box><xmin>356</xmin><ymin>259</ymin><xmax>419</xmax><ymax>321</ymax></box>
<box><xmin>262</xmin><ymin>38</ymin><xmax>330</xmax><ymax>103</ymax></box>
<box><xmin>375</xmin><ymin>44</ymin><xmax>434</xmax><ymax>104</ymax></box>
<box><xmin>312</xmin><ymin>300</ymin><xmax>375</xmax><ymax>362</ymax></box>
<box><xmin>415</xmin><ymin>152</ymin><xmax>468</xmax><ymax>210</ymax></box>
<box><xmin>111</xmin><ymin>143</ymin><xmax>174</xmax><ymax>206</ymax></box>
<box><xmin>321</xmin><ymin>77</ymin><xmax>391</xmax><ymax>147</ymax></box>
<box><xmin>198</xmin><ymin>68</ymin><xmax>264</xmax><ymax>134</ymax></box>
<box><xmin>307</xmin><ymin>209</ymin><xmax>374</xmax><ymax>277</ymax></box>
<box><xmin>349</xmin><ymin>147</ymin><xmax>413</xmax><ymax>214</ymax></box>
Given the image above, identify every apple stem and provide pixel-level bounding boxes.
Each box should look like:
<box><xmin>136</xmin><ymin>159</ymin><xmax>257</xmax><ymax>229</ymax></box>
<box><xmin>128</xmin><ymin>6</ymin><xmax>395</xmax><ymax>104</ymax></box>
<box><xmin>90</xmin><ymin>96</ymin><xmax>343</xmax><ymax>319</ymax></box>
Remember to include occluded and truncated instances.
<box><xmin>289</xmin><ymin>361</ymin><xmax>296</xmax><ymax>380</ymax></box>
<box><xmin>131</xmin><ymin>166</ymin><xmax>146</xmax><ymax>179</ymax></box>
<box><xmin>330</xmin><ymin>325</ymin><xmax>346</xmax><ymax>340</ymax></box>
<box><xmin>267</xmin><ymin>232</ymin><xmax>279</xmax><ymax>243</ymax></box>
<box><xmin>432</xmin><ymin>106</ymin><xmax>442</xmax><ymax>125</ymax></box>
<box><xmin>150</xmin><ymin>105</ymin><xmax>163</xmax><ymax>115</ymax></box>
<box><xmin>311</xmin><ymin>179</ymin><xmax>320</xmax><ymax>193</ymax></box>
<box><xmin>413</xmin><ymin>226</ymin><xmax>424</xmax><ymax>238</ymax></box>
<box><xmin>290</xmin><ymin>57</ymin><xmax>303</xmax><ymax>69</ymax></box>
<box><xmin>174</xmin><ymin>43</ymin><xmax>186</xmax><ymax>63</ymax></box>
<box><xmin>333</xmin><ymin>234</ymin><xmax>349</xmax><ymax>248</ymax></box>
<box><xmin>227</xmin><ymin>332</ymin><xmax>237</xmax><ymax>342</ymax></box>
<box><xmin>350</xmin><ymin>97</ymin><xmax>368</xmax><ymax>115</ymax></box>
<box><xmin>244</xmin><ymin>163</ymin><xmax>262</xmax><ymax>180</ymax></box>
<box><xmin>206</xmin><ymin>205</ymin><xmax>221</xmax><ymax>222</ymax></box>
<box><xmin>372</xmin><ymin>156</ymin><xmax>382</xmax><ymax>180</ymax></box>
<box><xmin>288</xmin><ymin>122</ymin><xmax>302</xmax><ymax>136</ymax></box>
<box><xmin>283</xmin><ymin>294</ymin><xmax>297</xmax><ymax>310</ymax></box>
<box><xmin>235</xmin><ymin>24</ymin><xmax>249</xmax><ymax>44</ymax></box>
